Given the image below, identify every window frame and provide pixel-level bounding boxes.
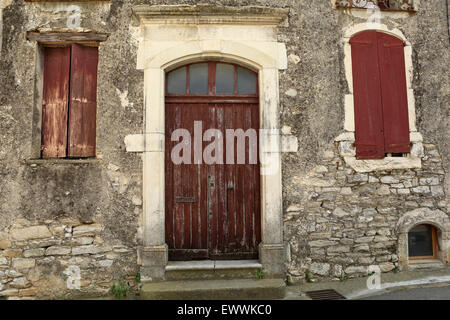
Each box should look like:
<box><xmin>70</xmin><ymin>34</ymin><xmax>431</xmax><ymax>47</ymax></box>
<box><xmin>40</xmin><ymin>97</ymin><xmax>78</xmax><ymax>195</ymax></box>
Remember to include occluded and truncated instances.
<box><xmin>27</xmin><ymin>32</ymin><xmax>108</xmax><ymax>161</ymax></box>
<box><xmin>350</xmin><ymin>30</ymin><xmax>411</xmax><ymax>160</ymax></box>
<box><xmin>39</xmin><ymin>43</ymin><xmax>99</xmax><ymax>159</ymax></box>
<box><xmin>335</xmin><ymin>24</ymin><xmax>424</xmax><ymax>173</ymax></box>
<box><xmin>165</xmin><ymin>61</ymin><xmax>259</xmax><ymax>104</ymax></box>
<box><xmin>408</xmin><ymin>224</ymin><xmax>439</xmax><ymax>260</ymax></box>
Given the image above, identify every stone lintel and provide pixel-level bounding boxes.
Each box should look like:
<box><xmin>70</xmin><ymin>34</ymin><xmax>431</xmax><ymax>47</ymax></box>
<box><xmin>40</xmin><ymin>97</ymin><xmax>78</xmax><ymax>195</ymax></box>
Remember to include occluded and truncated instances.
<box><xmin>133</xmin><ymin>4</ymin><xmax>289</xmax><ymax>26</ymax></box>
<box><xmin>27</xmin><ymin>31</ymin><xmax>109</xmax><ymax>44</ymax></box>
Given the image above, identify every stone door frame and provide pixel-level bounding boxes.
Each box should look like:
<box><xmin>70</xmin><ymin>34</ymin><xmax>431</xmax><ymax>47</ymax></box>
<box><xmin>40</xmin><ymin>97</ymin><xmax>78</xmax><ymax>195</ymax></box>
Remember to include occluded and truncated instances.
<box><xmin>127</xmin><ymin>5</ymin><xmax>290</xmax><ymax>280</ymax></box>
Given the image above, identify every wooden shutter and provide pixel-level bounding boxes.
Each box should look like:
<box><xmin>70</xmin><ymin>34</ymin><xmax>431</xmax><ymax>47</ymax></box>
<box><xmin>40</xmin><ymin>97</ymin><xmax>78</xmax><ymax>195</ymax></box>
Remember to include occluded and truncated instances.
<box><xmin>41</xmin><ymin>47</ymin><xmax>71</xmax><ymax>158</ymax></box>
<box><xmin>377</xmin><ymin>32</ymin><xmax>411</xmax><ymax>153</ymax></box>
<box><xmin>350</xmin><ymin>31</ymin><xmax>385</xmax><ymax>159</ymax></box>
<box><xmin>68</xmin><ymin>44</ymin><xmax>98</xmax><ymax>157</ymax></box>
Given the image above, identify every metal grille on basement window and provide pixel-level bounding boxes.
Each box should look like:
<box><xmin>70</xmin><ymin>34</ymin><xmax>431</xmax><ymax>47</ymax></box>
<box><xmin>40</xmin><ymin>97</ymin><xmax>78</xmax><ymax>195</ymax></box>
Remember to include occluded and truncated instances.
<box><xmin>335</xmin><ymin>0</ymin><xmax>415</xmax><ymax>11</ymax></box>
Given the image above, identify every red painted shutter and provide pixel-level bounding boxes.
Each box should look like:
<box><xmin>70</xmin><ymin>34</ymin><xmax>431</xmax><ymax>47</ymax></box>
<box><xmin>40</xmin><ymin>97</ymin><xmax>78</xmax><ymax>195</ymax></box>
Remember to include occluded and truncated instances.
<box><xmin>350</xmin><ymin>31</ymin><xmax>385</xmax><ymax>159</ymax></box>
<box><xmin>377</xmin><ymin>32</ymin><xmax>411</xmax><ymax>153</ymax></box>
<box><xmin>68</xmin><ymin>44</ymin><xmax>98</xmax><ymax>157</ymax></box>
<box><xmin>41</xmin><ymin>47</ymin><xmax>71</xmax><ymax>158</ymax></box>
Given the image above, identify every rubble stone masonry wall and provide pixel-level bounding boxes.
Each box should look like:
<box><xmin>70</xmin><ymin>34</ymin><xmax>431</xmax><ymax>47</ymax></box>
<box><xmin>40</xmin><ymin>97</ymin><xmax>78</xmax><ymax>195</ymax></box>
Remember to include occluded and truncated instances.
<box><xmin>284</xmin><ymin>141</ymin><xmax>449</xmax><ymax>282</ymax></box>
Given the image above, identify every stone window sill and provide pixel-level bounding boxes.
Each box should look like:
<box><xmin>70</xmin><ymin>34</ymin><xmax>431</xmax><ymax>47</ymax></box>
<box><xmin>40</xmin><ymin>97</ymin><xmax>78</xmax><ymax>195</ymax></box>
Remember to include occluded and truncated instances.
<box><xmin>335</xmin><ymin>131</ymin><xmax>423</xmax><ymax>173</ymax></box>
<box><xmin>23</xmin><ymin>158</ymin><xmax>102</xmax><ymax>166</ymax></box>
<box><xmin>407</xmin><ymin>259</ymin><xmax>445</xmax><ymax>270</ymax></box>
<box><xmin>342</xmin><ymin>155</ymin><xmax>421</xmax><ymax>173</ymax></box>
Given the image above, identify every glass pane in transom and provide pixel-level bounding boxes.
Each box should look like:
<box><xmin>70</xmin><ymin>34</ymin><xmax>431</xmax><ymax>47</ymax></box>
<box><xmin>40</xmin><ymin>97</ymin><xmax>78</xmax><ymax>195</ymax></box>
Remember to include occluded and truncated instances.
<box><xmin>167</xmin><ymin>66</ymin><xmax>187</xmax><ymax>94</ymax></box>
<box><xmin>189</xmin><ymin>63</ymin><xmax>208</xmax><ymax>94</ymax></box>
<box><xmin>237</xmin><ymin>67</ymin><xmax>257</xmax><ymax>94</ymax></box>
<box><xmin>215</xmin><ymin>63</ymin><xmax>235</xmax><ymax>94</ymax></box>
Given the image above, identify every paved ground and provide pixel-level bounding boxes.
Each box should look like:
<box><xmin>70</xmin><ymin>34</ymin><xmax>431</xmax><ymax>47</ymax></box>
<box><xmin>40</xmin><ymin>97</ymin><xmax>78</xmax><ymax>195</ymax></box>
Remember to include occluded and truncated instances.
<box><xmin>285</xmin><ymin>267</ymin><xmax>450</xmax><ymax>300</ymax></box>
<box><xmin>360</xmin><ymin>284</ymin><xmax>450</xmax><ymax>300</ymax></box>
<box><xmin>89</xmin><ymin>267</ymin><xmax>450</xmax><ymax>300</ymax></box>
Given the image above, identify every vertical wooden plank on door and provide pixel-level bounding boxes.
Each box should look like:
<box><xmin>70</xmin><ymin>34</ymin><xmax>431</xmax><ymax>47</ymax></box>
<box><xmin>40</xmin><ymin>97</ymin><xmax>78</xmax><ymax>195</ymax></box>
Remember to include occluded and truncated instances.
<box><xmin>208</xmin><ymin>105</ymin><xmax>219</xmax><ymax>254</ymax></box>
<box><xmin>252</xmin><ymin>102</ymin><xmax>261</xmax><ymax>249</ymax></box>
<box><xmin>350</xmin><ymin>31</ymin><xmax>385</xmax><ymax>159</ymax></box>
<box><xmin>235</xmin><ymin>104</ymin><xmax>244</xmax><ymax>250</ymax></box>
<box><xmin>68</xmin><ymin>44</ymin><xmax>98</xmax><ymax>157</ymax></box>
<box><xmin>216</xmin><ymin>104</ymin><xmax>226</xmax><ymax>254</ymax></box>
<box><xmin>224</xmin><ymin>105</ymin><xmax>236</xmax><ymax>250</ymax></box>
<box><xmin>165</xmin><ymin>104</ymin><xmax>174</xmax><ymax>249</ymax></box>
<box><xmin>377</xmin><ymin>32</ymin><xmax>411</xmax><ymax>154</ymax></box>
<box><xmin>41</xmin><ymin>47</ymin><xmax>71</xmax><ymax>158</ymax></box>
<box><xmin>182</xmin><ymin>104</ymin><xmax>193</xmax><ymax>249</ymax></box>
<box><xmin>200</xmin><ymin>105</ymin><xmax>209</xmax><ymax>250</ymax></box>
<box><xmin>173</xmin><ymin>105</ymin><xmax>183</xmax><ymax>249</ymax></box>
<box><xmin>190</xmin><ymin>106</ymin><xmax>199</xmax><ymax>249</ymax></box>
<box><xmin>244</xmin><ymin>104</ymin><xmax>255</xmax><ymax>251</ymax></box>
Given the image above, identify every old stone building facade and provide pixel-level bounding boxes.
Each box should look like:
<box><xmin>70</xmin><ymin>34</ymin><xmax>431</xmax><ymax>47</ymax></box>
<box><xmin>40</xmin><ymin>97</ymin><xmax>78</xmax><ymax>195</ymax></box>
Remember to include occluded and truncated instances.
<box><xmin>0</xmin><ymin>0</ymin><xmax>449</xmax><ymax>299</ymax></box>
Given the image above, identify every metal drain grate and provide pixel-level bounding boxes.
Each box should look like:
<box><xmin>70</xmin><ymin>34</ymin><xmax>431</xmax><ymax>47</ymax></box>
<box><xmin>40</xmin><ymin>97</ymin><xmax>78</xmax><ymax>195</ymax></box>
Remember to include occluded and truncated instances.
<box><xmin>305</xmin><ymin>289</ymin><xmax>346</xmax><ymax>300</ymax></box>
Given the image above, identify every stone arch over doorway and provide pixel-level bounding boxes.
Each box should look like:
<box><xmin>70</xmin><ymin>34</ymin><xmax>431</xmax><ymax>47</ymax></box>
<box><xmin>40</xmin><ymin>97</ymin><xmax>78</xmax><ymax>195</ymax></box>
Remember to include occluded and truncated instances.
<box><xmin>396</xmin><ymin>208</ymin><xmax>450</xmax><ymax>269</ymax></box>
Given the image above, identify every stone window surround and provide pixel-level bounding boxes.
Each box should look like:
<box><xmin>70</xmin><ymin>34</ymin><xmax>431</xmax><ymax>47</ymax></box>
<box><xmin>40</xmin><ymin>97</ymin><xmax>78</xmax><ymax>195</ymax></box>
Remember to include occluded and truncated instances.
<box><xmin>128</xmin><ymin>4</ymin><xmax>291</xmax><ymax>280</ymax></box>
<box><xmin>333</xmin><ymin>0</ymin><xmax>419</xmax><ymax>12</ymax></box>
<box><xmin>331</xmin><ymin>0</ymin><xmax>420</xmax><ymax>12</ymax></box>
<box><xmin>337</xmin><ymin>22</ymin><xmax>424</xmax><ymax>173</ymax></box>
<box><xmin>396</xmin><ymin>208</ymin><xmax>450</xmax><ymax>269</ymax></box>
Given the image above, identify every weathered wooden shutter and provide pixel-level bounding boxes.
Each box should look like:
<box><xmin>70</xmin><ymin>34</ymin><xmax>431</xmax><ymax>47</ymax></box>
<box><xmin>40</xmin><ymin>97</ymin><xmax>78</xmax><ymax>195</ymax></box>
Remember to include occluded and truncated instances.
<box><xmin>377</xmin><ymin>32</ymin><xmax>411</xmax><ymax>153</ymax></box>
<box><xmin>68</xmin><ymin>44</ymin><xmax>98</xmax><ymax>157</ymax></box>
<box><xmin>41</xmin><ymin>47</ymin><xmax>71</xmax><ymax>158</ymax></box>
<box><xmin>350</xmin><ymin>31</ymin><xmax>385</xmax><ymax>159</ymax></box>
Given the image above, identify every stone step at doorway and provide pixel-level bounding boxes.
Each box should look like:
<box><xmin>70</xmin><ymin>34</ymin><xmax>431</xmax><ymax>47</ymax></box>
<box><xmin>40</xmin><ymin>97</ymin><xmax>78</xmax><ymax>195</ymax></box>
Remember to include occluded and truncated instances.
<box><xmin>140</xmin><ymin>278</ymin><xmax>286</xmax><ymax>300</ymax></box>
<box><xmin>165</xmin><ymin>260</ymin><xmax>264</xmax><ymax>281</ymax></box>
<box><xmin>408</xmin><ymin>259</ymin><xmax>447</xmax><ymax>270</ymax></box>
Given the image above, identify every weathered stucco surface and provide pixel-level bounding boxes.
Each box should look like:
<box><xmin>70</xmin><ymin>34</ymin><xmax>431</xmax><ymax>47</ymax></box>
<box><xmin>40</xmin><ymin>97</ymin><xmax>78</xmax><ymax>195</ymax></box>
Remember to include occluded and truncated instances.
<box><xmin>0</xmin><ymin>1</ymin><xmax>144</xmax><ymax>298</ymax></box>
<box><xmin>0</xmin><ymin>0</ymin><xmax>448</xmax><ymax>298</ymax></box>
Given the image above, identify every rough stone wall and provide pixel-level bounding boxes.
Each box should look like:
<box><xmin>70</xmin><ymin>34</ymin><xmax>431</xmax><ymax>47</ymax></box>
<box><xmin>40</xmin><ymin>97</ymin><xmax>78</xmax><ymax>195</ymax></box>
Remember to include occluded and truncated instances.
<box><xmin>0</xmin><ymin>218</ymin><xmax>137</xmax><ymax>298</ymax></box>
<box><xmin>0</xmin><ymin>0</ymin><xmax>449</xmax><ymax>298</ymax></box>
<box><xmin>284</xmin><ymin>142</ymin><xmax>448</xmax><ymax>281</ymax></box>
<box><xmin>280</xmin><ymin>0</ymin><xmax>450</xmax><ymax>282</ymax></box>
<box><xmin>0</xmin><ymin>1</ymin><xmax>143</xmax><ymax>299</ymax></box>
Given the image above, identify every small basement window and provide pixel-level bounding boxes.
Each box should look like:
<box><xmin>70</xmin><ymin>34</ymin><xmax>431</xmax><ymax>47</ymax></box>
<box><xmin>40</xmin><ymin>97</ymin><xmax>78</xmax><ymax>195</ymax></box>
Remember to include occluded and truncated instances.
<box><xmin>408</xmin><ymin>224</ymin><xmax>438</xmax><ymax>259</ymax></box>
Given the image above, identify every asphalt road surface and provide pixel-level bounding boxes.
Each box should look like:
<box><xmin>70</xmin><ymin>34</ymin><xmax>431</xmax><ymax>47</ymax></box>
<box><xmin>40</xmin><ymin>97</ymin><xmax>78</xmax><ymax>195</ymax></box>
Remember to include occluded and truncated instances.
<box><xmin>360</xmin><ymin>285</ymin><xmax>450</xmax><ymax>300</ymax></box>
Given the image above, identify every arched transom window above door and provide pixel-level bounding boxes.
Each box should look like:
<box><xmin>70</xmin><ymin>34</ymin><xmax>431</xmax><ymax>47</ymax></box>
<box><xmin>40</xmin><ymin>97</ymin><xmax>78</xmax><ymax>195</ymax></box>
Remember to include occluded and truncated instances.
<box><xmin>166</xmin><ymin>62</ymin><xmax>258</xmax><ymax>96</ymax></box>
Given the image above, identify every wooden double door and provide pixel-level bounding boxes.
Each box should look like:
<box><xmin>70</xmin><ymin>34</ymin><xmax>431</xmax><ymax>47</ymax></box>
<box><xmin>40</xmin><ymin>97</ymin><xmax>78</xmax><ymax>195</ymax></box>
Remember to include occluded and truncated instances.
<box><xmin>164</xmin><ymin>62</ymin><xmax>261</xmax><ymax>260</ymax></box>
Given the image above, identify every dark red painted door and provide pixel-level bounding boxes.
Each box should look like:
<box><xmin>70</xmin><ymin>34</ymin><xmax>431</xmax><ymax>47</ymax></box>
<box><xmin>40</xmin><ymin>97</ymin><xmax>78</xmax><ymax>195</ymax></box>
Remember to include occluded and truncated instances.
<box><xmin>165</xmin><ymin>62</ymin><xmax>261</xmax><ymax>260</ymax></box>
